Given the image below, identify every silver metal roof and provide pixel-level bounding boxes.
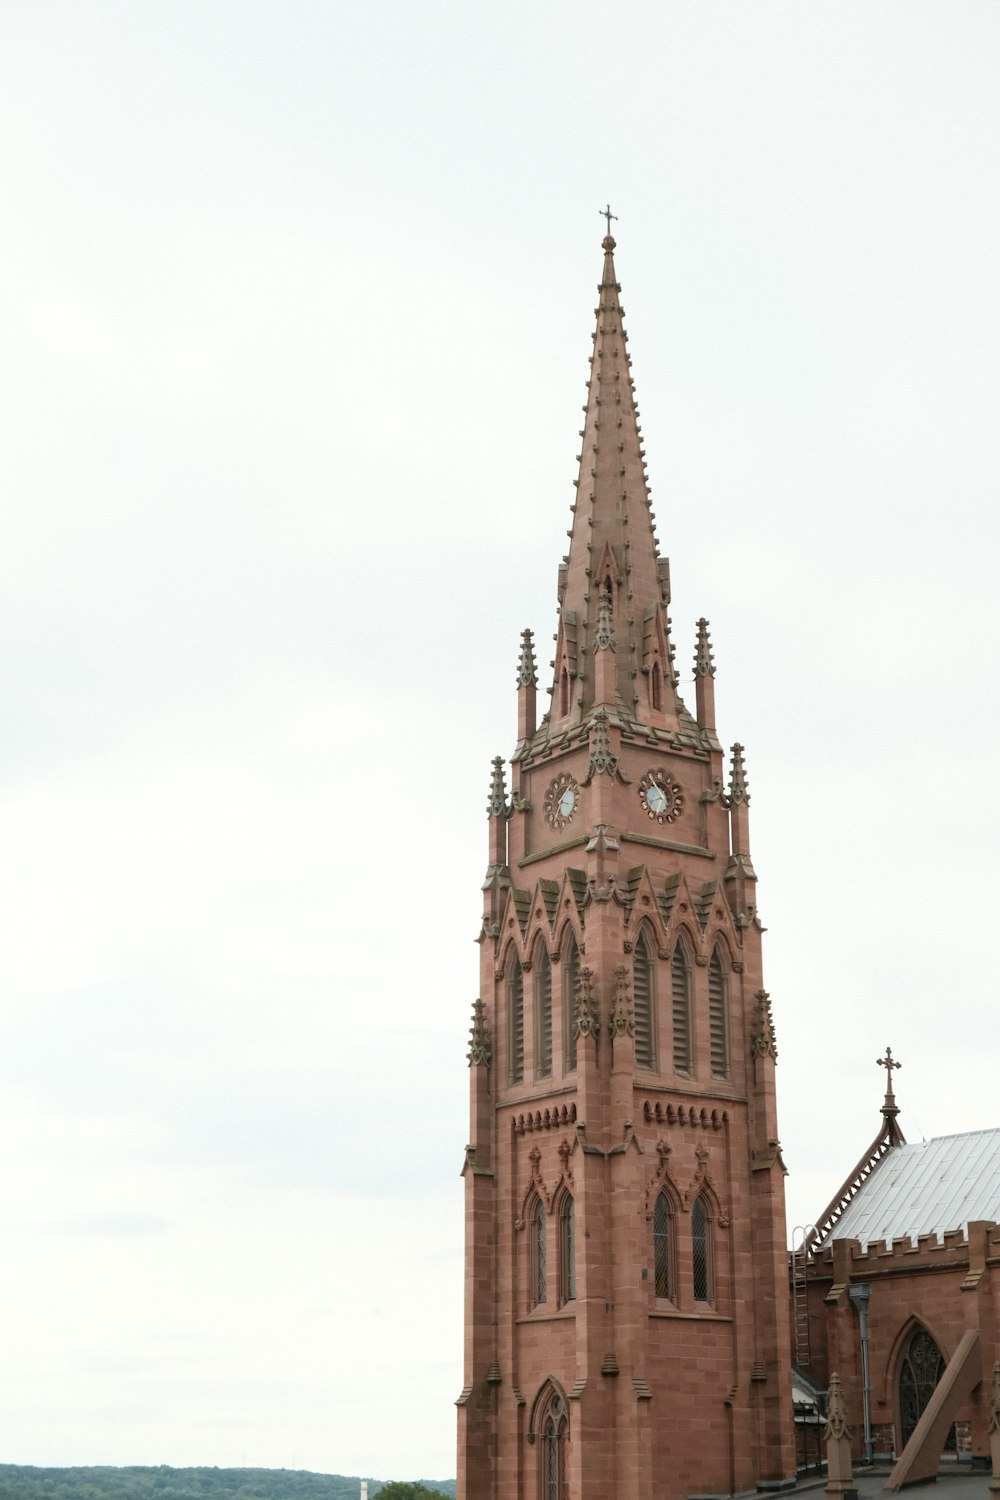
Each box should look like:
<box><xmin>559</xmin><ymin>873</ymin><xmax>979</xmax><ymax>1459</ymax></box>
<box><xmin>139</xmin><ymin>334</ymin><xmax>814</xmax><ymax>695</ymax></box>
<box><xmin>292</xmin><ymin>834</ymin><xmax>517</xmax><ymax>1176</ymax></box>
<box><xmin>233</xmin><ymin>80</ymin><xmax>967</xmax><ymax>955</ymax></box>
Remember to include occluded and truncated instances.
<box><xmin>830</xmin><ymin>1128</ymin><xmax>1000</xmax><ymax>1248</ymax></box>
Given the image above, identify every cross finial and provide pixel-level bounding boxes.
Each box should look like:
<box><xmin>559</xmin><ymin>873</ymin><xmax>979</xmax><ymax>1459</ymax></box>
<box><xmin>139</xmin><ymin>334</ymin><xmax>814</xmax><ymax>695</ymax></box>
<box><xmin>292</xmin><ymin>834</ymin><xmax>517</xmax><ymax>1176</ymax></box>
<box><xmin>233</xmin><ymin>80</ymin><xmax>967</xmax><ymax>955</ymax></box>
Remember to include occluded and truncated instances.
<box><xmin>876</xmin><ymin>1045</ymin><xmax>901</xmax><ymax>1114</ymax></box>
<box><xmin>876</xmin><ymin>1045</ymin><xmax>901</xmax><ymax>1079</ymax></box>
<box><xmin>600</xmin><ymin>203</ymin><xmax>618</xmax><ymax>235</ymax></box>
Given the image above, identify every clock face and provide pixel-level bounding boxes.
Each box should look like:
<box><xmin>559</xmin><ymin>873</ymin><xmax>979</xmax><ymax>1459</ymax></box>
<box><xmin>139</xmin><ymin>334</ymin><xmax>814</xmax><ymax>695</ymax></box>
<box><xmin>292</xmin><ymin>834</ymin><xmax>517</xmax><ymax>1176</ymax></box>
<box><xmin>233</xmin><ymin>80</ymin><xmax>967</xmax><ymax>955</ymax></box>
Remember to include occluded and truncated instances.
<box><xmin>638</xmin><ymin>769</ymin><xmax>684</xmax><ymax>825</ymax></box>
<box><xmin>544</xmin><ymin>773</ymin><xmax>580</xmax><ymax>831</ymax></box>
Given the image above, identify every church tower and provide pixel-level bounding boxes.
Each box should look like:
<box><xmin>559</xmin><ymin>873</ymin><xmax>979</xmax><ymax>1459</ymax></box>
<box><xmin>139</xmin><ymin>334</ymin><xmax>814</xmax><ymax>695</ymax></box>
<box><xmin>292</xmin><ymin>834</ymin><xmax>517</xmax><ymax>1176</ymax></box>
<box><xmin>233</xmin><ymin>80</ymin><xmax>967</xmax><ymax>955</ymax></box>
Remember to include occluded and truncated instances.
<box><xmin>458</xmin><ymin>233</ymin><xmax>796</xmax><ymax>1500</ymax></box>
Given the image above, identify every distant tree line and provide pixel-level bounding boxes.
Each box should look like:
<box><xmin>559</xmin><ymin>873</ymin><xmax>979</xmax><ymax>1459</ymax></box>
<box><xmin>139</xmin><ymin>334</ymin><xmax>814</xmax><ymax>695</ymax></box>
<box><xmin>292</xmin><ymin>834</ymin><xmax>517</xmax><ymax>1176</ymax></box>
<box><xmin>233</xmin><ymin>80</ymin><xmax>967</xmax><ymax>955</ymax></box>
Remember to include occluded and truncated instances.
<box><xmin>0</xmin><ymin>1467</ymin><xmax>455</xmax><ymax>1500</ymax></box>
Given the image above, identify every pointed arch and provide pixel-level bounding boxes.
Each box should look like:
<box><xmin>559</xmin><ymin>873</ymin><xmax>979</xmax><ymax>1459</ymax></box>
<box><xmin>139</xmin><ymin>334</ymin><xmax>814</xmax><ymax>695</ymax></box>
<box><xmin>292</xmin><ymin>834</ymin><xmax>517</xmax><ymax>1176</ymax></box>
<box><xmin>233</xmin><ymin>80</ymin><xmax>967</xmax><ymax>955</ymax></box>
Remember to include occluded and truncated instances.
<box><xmin>562</xmin><ymin>928</ymin><xmax>580</xmax><ymax>1072</ymax></box>
<box><xmin>671</xmin><ymin>933</ymin><xmax>693</xmax><ymax>1075</ymax></box>
<box><xmin>556</xmin><ymin>1188</ymin><xmax>576</xmax><ymax>1305</ymax></box>
<box><xmin>633</xmin><ymin>926</ymin><xmax>657</xmax><ymax>1069</ymax></box>
<box><xmin>691</xmin><ymin>1191</ymin><xmax>714</xmax><ymax>1304</ymax></box>
<box><xmin>708</xmin><ymin>943</ymin><xmax>729</xmax><ymax>1079</ymax></box>
<box><xmin>896</xmin><ymin>1321</ymin><xmax>954</xmax><ymax>1451</ymax></box>
<box><xmin>507</xmin><ymin>952</ymin><xmax>524</xmax><ymax>1085</ymax></box>
<box><xmin>533</xmin><ymin>938</ymin><xmax>552</xmax><ymax>1079</ymax></box>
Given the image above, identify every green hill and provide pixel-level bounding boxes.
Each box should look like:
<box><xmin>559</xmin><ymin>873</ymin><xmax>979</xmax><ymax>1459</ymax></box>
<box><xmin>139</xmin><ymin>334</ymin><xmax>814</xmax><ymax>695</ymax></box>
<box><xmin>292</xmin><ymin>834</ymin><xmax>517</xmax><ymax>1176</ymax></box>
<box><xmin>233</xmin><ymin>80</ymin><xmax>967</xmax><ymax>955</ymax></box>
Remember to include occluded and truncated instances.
<box><xmin>0</xmin><ymin>1467</ymin><xmax>456</xmax><ymax>1500</ymax></box>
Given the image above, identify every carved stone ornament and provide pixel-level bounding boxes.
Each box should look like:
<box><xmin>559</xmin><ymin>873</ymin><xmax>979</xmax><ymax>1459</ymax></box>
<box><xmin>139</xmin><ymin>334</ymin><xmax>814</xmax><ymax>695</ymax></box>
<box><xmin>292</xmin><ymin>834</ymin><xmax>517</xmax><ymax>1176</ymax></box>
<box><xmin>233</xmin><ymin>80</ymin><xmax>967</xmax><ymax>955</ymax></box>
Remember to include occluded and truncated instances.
<box><xmin>750</xmin><ymin>989</ymin><xmax>778</xmax><ymax>1061</ymax></box>
<box><xmin>637</xmin><ymin>768</ymin><xmax>684</xmax><ymax>824</ymax></box>
<box><xmin>988</xmin><ymin>1360</ymin><xmax>1000</xmax><ymax>1435</ymax></box>
<box><xmin>824</xmin><ymin>1372</ymin><xmax>853</xmax><ymax>1443</ymax></box>
<box><xmin>593</xmin><ymin>593</ymin><xmax>616</xmax><ymax>651</ymax></box>
<box><xmin>467</xmin><ymin>997</ymin><xmax>492</xmax><ymax>1068</ymax></box>
<box><xmin>583</xmin><ymin>708</ymin><xmax>630</xmax><ymax>785</ymax></box>
<box><xmin>574</xmin><ymin>965</ymin><xmax>600</xmax><ymax>1039</ymax></box>
<box><xmin>608</xmin><ymin>964</ymin><xmax>634</xmax><ymax>1039</ymax></box>
<box><xmin>544</xmin><ymin>771</ymin><xmax>580</xmax><ymax>831</ymax></box>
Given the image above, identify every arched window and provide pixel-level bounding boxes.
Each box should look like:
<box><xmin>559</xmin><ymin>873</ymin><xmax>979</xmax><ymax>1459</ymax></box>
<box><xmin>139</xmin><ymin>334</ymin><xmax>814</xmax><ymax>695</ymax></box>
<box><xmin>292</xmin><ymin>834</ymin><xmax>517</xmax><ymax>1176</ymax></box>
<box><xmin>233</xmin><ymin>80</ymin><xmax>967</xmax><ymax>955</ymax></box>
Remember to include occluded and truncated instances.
<box><xmin>899</xmin><ymin>1325</ymin><xmax>951</xmax><ymax>1450</ymax></box>
<box><xmin>633</xmin><ymin>930</ymin><xmax>656</xmax><ymax>1069</ymax></box>
<box><xmin>559</xmin><ymin>1194</ymin><xmax>576</xmax><ymax>1305</ymax></box>
<box><xmin>535</xmin><ymin>944</ymin><xmax>552</xmax><ymax>1079</ymax></box>
<box><xmin>692</xmin><ymin>1193</ymin><xmax>712</xmax><ymax>1304</ymax></box>
<box><xmin>538</xmin><ymin>1386</ymin><xmax>568</xmax><ymax>1500</ymax></box>
<box><xmin>671</xmin><ymin>942</ymin><xmax>692</xmax><ymax>1074</ymax></box>
<box><xmin>530</xmin><ymin>1196</ymin><xmax>547</xmax><ymax>1308</ymax></box>
<box><xmin>559</xmin><ymin>667</ymin><xmax>571</xmax><ymax>717</ymax></box>
<box><xmin>563</xmin><ymin>932</ymin><xmax>580</xmax><ymax>1072</ymax></box>
<box><xmin>507</xmin><ymin>956</ymin><xmax>524</xmax><ymax>1084</ymax></box>
<box><xmin>653</xmin><ymin>1192</ymin><xmax>674</xmax><ymax>1301</ymax></box>
<box><xmin>709</xmin><ymin>946</ymin><xmax>729</xmax><ymax>1078</ymax></box>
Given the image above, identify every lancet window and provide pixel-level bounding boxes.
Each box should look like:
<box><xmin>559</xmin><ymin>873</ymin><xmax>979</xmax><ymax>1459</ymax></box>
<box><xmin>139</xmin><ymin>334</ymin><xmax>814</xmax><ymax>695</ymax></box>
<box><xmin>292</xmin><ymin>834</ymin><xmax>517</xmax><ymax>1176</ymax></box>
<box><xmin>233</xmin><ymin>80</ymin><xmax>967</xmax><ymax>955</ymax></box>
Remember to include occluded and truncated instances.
<box><xmin>530</xmin><ymin>1196</ymin><xmax>547</xmax><ymax>1309</ymax></box>
<box><xmin>652</xmin><ymin>1192</ymin><xmax>674</xmax><ymax>1301</ymax></box>
<box><xmin>507</xmin><ymin>956</ymin><xmax>524</xmax><ymax>1085</ymax></box>
<box><xmin>671</xmin><ymin>941</ymin><xmax>692</xmax><ymax>1074</ymax></box>
<box><xmin>633</xmin><ymin>929</ymin><xmax>656</xmax><ymax>1069</ymax></box>
<box><xmin>559</xmin><ymin>1193</ymin><xmax>576</xmax><ymax>1305</ymax></box>
<box><xmin>708</xmin><ymin>947</ymin><xmax>729</xmax><ymax>1079</ymax></box>
<box><xmin>535</xmin><ymin>944</ymin><xmax>552</xmax><ymax>1079</ymax></box>
<box><xmin>563</xmin><ymin>932</ymin><xmax>579</xmax><ymax>1072</ymax></box>
<box><xmin>692</xmin><ymin>1193</ymin><xmax>713</xmax><ymax>1304</ymax></box>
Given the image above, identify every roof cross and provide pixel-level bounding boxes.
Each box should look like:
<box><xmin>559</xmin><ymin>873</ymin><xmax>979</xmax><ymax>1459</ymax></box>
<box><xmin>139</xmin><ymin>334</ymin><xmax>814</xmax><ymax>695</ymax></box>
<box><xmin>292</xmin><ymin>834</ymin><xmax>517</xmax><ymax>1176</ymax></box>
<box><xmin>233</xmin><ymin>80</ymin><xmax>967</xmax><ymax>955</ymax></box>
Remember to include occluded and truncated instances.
<box><xmin>876</xmin><ymin>1045</ymin><xmax>901</xmax><ymax>1109</ymax></box>
<box><xmin>600</xmin><ymin>203</ymin><xmax>618</xmax><ymax>235</ymax></box>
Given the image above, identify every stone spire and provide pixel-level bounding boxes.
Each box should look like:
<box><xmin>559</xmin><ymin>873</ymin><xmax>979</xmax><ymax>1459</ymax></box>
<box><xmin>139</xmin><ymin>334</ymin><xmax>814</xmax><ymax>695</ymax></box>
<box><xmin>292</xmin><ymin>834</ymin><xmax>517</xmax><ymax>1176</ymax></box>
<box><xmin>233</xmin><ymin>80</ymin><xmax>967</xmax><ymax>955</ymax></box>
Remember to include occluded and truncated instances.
<box><xmin>551</xmin><ymin>234</ymin><xmax>677</xmax><ymax>728</ymax></box>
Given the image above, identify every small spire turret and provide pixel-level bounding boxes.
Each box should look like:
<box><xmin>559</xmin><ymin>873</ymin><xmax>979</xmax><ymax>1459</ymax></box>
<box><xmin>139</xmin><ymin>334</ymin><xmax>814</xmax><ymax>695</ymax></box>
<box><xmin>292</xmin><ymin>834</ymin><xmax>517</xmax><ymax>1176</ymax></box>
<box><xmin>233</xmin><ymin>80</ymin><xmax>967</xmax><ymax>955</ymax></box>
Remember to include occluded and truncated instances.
<box><xmin>516</xmin><ymin>629</ymin><xmax>537</xmax><ymax>744</ymax></box>
<box><xmin>876</xmin><ymin>1046</ymin><xmax>904</xmax><ymax>1145</ymax></box>
<box><xmin>694</xmin><ymin>618</ymin><xmax>716</xmax><ymax>731</ymax></box>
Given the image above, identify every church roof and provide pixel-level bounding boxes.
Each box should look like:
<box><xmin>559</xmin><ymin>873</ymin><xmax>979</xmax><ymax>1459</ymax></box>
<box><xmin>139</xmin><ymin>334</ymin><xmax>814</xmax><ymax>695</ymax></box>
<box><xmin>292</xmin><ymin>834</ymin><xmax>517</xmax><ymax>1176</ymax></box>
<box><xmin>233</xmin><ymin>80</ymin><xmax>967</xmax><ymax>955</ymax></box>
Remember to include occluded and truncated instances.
<box><xmin>831</xmin><ymin>1128</ymin><xmax>1000</xmax><ymax>1248</ymax></box>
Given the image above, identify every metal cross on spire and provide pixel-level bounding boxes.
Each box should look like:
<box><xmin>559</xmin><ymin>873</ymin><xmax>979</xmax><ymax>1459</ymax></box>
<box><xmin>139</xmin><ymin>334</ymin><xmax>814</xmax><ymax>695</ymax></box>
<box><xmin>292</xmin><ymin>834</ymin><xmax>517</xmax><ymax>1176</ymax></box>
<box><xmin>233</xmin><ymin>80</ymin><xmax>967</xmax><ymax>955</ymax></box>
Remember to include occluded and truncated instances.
<box><xmin>876</xmin><ymin>1045</ymin><xmax>901</xmax><ymax>1107</ymax></box>
<box><xmin>600</xmin><ymin>203</ymin><xmax>618</xmax><ymax>235</ymax></box>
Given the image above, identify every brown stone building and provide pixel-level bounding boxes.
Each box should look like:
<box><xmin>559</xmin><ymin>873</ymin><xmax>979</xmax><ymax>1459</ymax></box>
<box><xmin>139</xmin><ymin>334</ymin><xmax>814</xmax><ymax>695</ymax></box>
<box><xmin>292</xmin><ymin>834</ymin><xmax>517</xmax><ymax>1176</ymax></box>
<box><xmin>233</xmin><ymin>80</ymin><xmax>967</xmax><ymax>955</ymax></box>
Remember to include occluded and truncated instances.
<box><xmin>457</xmin><ymin>234</ymin><xmax>797</xmax><ymax>1500</ymax></box>
<box><xmin>791</xmin><ymin>1066</ymin><xmax>1000</xmax><ymax>1488</ymax></box>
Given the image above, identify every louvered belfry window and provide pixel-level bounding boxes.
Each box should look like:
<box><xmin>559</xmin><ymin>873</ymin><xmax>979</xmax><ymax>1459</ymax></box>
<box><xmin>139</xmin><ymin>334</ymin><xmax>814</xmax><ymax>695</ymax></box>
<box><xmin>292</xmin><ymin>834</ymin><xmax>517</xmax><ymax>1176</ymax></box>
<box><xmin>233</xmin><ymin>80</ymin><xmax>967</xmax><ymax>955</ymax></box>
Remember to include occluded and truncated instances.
<box><xmin>653</xmin><ymin>1192</ymin><xmax>673</xmax><ymax>1300</ymax></box>
<box><xmin>563</xmin><ymin>934</ymin><xmax>579</xmax><ymax>1072</ymax></box>
<box><xmin>708</xmin><ymin>947</ymin><xmax>729</xmax><ymax>1078</ymax></box>
<box><xmin>671</xmin><ymin>944</ymin><xmax>692</xmax><ymax>1074</ymax></box>
<box><xmin>508</xmin><ymin>957</ymin><xmax>524</xmax><ymax>1084</ymax></box>
<box><xmin>535</xmin><ymin>945</ymin><xmax>552</xmax><ymax>1078</ymax></box>
<box><xmin>633</xmin><ymin>930</ymin><xmax>656</xmax><ymax>1068</ymax></box>
<box><xmin>531</xmin><ymin>1197</ymin><xmax>547</xmax><ymax>1307</ymax></box>
<box><xmin>692</xmin><ymin>1193</ymin><xmax>712</xmax><ymax>1303</ymax></box>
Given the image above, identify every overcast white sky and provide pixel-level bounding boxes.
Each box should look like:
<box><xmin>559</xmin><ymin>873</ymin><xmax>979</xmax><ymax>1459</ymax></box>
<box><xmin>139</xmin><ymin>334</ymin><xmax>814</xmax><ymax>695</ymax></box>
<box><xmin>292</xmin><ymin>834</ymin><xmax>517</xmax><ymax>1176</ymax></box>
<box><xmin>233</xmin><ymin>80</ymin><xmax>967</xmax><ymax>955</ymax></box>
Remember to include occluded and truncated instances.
<box><xmin>2</xmin><ymin>0</ymin><xmax>999</xmax><ymax>1482</ymax></box>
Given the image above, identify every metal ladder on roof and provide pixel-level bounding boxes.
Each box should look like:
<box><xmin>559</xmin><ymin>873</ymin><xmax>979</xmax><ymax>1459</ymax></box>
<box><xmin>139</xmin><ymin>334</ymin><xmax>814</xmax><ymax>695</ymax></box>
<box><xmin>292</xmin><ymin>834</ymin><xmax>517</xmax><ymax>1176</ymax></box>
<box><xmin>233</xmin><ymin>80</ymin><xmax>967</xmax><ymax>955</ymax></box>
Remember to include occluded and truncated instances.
<box><xmin>790</xmin><ymin>1225</ymin><xmax>817</xmax><ymax>1374</ymax></box>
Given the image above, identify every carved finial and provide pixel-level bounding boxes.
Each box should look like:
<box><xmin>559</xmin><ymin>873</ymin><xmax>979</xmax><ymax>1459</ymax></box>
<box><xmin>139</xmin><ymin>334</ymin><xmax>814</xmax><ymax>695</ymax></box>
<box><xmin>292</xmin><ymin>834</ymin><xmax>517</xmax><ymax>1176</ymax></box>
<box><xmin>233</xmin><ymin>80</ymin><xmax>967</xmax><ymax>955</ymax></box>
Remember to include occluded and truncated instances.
<box><xmin>751</xmin><ymin>990</ymin><xmax>778</xmax><ymax>1061</ymax></box>
<box><xmin>487</xmin><ymin>756</ymin><xmax>508</xmax><ymax>818</ymax></box>
<box><xmin>594</xmin><ymin>592</ymin><xmax>616</xmax><ymax>652</ymax></box>
<box><xmin>574</xmin><ymin>966</ymin><xmax>600</xmax><ymax>1039</ymax></box>
<box><xmin>695</xmin><ymin>618</ymin><xmax>715</xmax><ymax>678</ymax></box>
<box><xmin>608</xmin><ymin>964</ymin><xmax>634</xmax><ymax>1039</ymax></box>
<box><xmin>728</xmin><ymin>744</ymin><xmax>749</xmax><ymax>804</ymax></box>
<box><xmin>824</xmin><ymin>1372</ymin><xmax>853</xmax><ymax>1443</ymax></box>
<box><xmin>988</xmin><ymin>1361</ymin><xmax>1000</xmax><ymax>1434</ymax></box>
<box><xmin>467</xmin><ymin>998</ymin><xmax>492</xmax><ymax>1068</ymax></box>
<box><xmin>517</xmin><ymin>628</ymin><xmax>537</xmax><ymax>688</ymax></box>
